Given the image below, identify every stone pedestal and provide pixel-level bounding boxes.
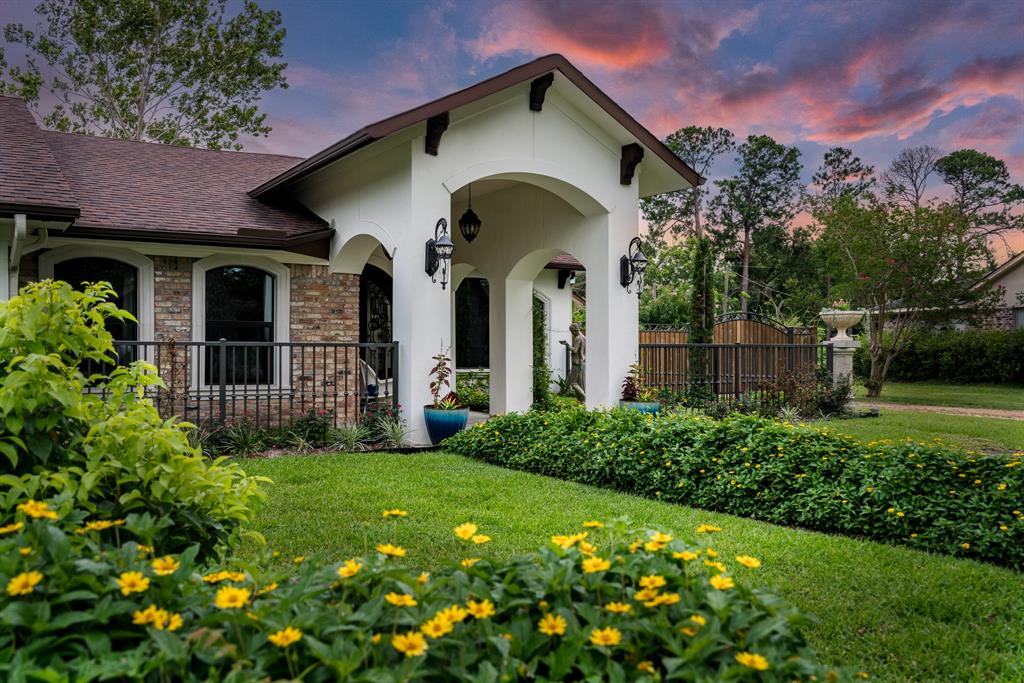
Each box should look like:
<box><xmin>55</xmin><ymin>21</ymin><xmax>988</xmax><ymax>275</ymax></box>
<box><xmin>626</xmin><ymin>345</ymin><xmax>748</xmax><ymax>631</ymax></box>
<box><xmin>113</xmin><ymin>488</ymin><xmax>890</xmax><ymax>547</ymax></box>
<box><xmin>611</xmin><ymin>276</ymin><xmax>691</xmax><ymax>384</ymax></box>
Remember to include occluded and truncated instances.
<box><xmin>828</xmin><ymin>337</ymin><xmax>859</xmax><ymax>397</ymax></box>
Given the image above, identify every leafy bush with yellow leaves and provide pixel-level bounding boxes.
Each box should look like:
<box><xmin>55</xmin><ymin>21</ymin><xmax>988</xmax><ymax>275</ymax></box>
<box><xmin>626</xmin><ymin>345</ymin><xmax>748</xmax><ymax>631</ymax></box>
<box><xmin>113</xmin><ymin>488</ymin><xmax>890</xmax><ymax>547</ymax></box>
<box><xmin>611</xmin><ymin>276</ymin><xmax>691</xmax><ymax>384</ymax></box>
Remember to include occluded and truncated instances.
<box><xmin>0</xmin><ymin>500</ymin><xmax>855</xmax><ymax>681</ymax></box>
<box><xmin>444</xmin><ymin>406</ymin><xmax>1024</xmax><ymax>568</ymax></box>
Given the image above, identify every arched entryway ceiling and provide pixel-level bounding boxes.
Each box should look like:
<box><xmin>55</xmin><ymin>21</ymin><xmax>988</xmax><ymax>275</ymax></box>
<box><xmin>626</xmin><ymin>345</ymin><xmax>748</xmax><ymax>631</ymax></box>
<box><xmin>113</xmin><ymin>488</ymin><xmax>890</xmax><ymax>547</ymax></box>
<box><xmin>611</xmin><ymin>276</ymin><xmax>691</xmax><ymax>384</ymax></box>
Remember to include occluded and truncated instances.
<box><xmin>444</xmin><ymin>160</ymin><xmax>611</xmax><ymax>217</ymax></box>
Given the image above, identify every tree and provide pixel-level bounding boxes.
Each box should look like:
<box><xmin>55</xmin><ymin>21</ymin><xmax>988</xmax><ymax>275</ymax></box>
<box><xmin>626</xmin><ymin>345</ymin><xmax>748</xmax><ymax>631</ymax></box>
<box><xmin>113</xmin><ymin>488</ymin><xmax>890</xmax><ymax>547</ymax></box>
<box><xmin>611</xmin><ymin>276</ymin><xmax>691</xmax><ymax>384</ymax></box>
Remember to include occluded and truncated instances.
<box><xmin>821</xmin><ymin>197</ymin><xmax>999</xmax><ymax>396</ymax></box>
<box><xmin>809</xmin><ymin>146</ymin><xmax>875</xmax><ymax>213</ymax></box>
<box><xmin>1</xmin><ymin>0</ymin><xmax>287</xmax><ymax>150</ymax></box>
<box><xmin>639</xmin><ymin>243</ymin><xmax>694</xmax><ymax>327</ymax></box>
<box><xmin>708</xmin><ymin>135</ymin><xmax>803</xmax><ymax>313</ymax></box>
<box><xmin>936</xmin><ymin>149</ymin><xmax>1024</xmax><ymax>252</ymax></box>
<box><xmin>882</xmin><ymin>146</ymin><xmax>942</xmax><ymax>210</ymax></box>
<box><xmin>640</xmin><ymin>126</ymin><xmax>734</xmax><ymax>247</ymax></box>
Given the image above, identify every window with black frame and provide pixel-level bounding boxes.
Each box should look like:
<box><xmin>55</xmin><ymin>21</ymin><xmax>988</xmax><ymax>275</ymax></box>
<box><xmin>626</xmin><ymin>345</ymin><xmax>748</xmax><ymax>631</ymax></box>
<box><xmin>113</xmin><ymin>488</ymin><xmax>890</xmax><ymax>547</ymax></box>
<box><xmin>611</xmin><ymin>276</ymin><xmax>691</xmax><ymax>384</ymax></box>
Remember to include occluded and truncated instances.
<box><xmin>204</xmin><ymin>265</ymin><xmax>275</xmax><ymax>385</ymax></box>
<box><xmin>53</xmin><ymin>257</ymin><xmax>140</xmax><ymax>367</ymax></box>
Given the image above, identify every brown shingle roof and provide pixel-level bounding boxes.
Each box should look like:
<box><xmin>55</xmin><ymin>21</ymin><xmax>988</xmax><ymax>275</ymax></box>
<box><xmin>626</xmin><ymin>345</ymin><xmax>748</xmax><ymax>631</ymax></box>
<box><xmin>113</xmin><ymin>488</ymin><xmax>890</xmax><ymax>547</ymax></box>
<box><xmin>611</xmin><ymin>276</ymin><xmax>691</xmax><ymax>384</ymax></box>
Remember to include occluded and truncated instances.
<box><xmin>0</xmin><ymin>95</ymin><xmax>79</xmax><ymax>219</ymax></box>
<box><xmin>546</xmin><ymin>252</ymin><xmax>583</xmax><ymax>270</ymax></box>
<box><xmin>43</xmin><ymin>130</ymin><xmax>328</xmax><ymax>246</ymax></box>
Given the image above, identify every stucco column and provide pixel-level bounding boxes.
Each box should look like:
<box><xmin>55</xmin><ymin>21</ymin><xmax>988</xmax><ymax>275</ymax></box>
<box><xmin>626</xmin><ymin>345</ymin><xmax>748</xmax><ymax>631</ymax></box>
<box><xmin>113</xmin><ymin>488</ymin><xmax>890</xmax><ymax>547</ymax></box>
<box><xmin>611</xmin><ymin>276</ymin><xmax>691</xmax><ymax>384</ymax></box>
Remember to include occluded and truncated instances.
<box><xmin>488</xmin><ymin>276</ymin><xmax>534</xmax><ymax>414</ymax></box>
<box><xmin>583</xmin><ymin>211</ymin><xmax>638</xmax><ymax>409</ymax></box>
<box><xmin>828</xmin><ymin>337</ymin><xmax>859</xmax><ymax>398</ymax></box>
<box><xmin>393</xmin><ymin>163</ymin><xmax>452</xmax><ymax>445</ymax></box>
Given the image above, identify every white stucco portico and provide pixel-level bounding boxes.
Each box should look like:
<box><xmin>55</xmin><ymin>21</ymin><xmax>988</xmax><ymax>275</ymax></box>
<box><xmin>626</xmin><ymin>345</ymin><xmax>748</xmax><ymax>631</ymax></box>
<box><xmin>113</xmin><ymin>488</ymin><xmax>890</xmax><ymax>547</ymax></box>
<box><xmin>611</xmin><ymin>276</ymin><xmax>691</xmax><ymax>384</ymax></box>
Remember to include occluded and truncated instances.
<box><xmin>251</xmin><ymin>55</ymin><xmax>700</xmax><ymax>442</ymax></box>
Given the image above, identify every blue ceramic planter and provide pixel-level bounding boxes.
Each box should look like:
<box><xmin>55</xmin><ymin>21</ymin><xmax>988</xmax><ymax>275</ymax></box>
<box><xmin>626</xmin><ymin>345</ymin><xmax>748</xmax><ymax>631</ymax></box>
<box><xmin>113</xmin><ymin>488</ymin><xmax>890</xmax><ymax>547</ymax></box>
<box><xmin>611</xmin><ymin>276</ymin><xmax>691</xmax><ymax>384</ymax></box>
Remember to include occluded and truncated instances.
<box><xmin>423</xmin><ymin>406</ymin><xmax>470</xmax><ymax>445</ymax></box>
<box><xmin>619</xmin><ymin>400</ymin><xmax>661</xmax><ymax>414</ymax></box>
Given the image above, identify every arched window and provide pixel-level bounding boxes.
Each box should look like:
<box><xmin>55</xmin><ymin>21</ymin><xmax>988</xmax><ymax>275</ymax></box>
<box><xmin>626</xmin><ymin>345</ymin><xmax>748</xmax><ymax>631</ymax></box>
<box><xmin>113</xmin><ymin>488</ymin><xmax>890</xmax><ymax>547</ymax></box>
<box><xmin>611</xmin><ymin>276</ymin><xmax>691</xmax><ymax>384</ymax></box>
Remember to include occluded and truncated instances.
<box><xmin>192</xmin><ymin>255</ymin><xmax>290</xmax><ymax>387</ymax></box>
<box><xmin>53</xmin><ymin>257</ymin><xmax>140</xmax><ymax>341</ymax></box>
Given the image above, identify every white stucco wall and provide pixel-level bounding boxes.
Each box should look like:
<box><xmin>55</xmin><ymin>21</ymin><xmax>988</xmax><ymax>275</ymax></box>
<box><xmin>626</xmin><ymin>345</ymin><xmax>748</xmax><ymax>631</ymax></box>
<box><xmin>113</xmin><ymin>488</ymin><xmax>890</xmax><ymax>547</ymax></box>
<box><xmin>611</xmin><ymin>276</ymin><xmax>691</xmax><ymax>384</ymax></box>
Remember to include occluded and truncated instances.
<box><xmin>292</xmin><ymin>81</ymin><xmax>647</xmax><ymax>443</ymax></box>
<box><xmin>993</xmin><ymin>262</ymin><xmax>1024</xmax><ymax>308</ymax></box>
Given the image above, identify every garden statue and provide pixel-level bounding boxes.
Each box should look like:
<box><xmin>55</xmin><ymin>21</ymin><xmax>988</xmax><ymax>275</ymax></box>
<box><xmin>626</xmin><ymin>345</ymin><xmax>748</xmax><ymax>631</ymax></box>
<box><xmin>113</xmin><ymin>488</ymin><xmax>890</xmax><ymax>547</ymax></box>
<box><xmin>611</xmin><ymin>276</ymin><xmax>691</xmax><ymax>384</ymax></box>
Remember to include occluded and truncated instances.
<box><xmin>560</xmin><ymin>323</ymin><xmax>586</xmax><ymax>401</ymax></box>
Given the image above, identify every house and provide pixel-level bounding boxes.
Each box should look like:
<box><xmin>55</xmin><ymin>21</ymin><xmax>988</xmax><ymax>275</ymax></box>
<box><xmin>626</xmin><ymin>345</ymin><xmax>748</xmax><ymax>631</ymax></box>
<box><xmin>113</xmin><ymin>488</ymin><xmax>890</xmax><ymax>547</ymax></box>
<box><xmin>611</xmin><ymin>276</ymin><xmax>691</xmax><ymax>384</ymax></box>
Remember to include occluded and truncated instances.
<box><xmin>0</xmin><ymin>54</ymin><xmax>700</xmax><ymax>442</ymax></box>
<box><xmin>972</xmin><ymin>252</ymin><xmax>1024</xmax><ymax>330</ymax></box>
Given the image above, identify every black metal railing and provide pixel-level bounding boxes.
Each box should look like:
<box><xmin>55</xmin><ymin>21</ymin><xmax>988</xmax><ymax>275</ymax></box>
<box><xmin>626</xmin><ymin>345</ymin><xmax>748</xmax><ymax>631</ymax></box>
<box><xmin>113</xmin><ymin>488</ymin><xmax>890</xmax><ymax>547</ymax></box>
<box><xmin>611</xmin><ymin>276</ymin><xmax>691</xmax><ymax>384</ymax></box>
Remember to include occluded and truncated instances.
<box><xmin>96</xmin><ymin>340</ymin><xmax>399</xmax><ymax>428</ymax></box>
<box><xmin>639</xmin><ymin>342</ymin><xmax>832</xmax><ymax>399</ymax></box>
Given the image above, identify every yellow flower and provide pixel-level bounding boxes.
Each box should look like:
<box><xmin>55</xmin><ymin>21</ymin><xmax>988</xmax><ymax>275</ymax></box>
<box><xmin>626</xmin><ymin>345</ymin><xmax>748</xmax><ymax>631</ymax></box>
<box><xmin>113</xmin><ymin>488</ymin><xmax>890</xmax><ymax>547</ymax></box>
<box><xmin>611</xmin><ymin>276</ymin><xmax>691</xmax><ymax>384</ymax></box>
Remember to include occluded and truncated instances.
<box><xmin>382</xmin><ymin>509</ymin><xmax>409</xmax><ymax>517</ymax></box>
<box><xmin>696</xmin><ymin>523</ymin><xmax>721</xmax><ymax>533</ymax></box>
<box><xmin>202</xmin><ymin>570</ymin><xmax>247</xmax><ymax>584</ymax></box>
<box><xmin>268</xmin><ymin>626</ymin><xmax>303</xmax><ymax>648</ymax></box>
<box><xmin>256</xmin><ymin>582</ymin><xmax>278</xmax><ymax>595</ymax></box>
<box><xmin>681</xmin><ymin>626</ymin><xmax>699</xmax><ymax>637</ymax></box>
<box><xmin>551</xmin><ymin>532</ymin><xmax>588</xmax><ymax>549</ymax></box>
<box><xmin>689</xmin><ymin>614</ymin><xmax>707</xmax><ymax>626</ymax></box>
<box><xmin>214</xmin><ymin>585</ymin><xmax>251</xmax><ymax>609</ymax></box>
<box><xmin>165</xmin><ymin>613</ymin><xmax>183</xmax><ymax>631</ymax></box>
<box><xmin>704</xmin><ymin>560</ymin><xmax>727</xmax><ymax>573</ymax></box>
<box><xmin>461</xmin><ymin>557</ymin><xmax>481</xmax><ymax>568</ymax></box>
<box><xmin>292</xmin><ymin>556</ymin><xmax>305</xmax><ymax>564</ymax></box>
<box><xmin>644</xmin><ymin>540</ymin><xmax>666</xmax><ymax>552</ymax></box>
<box><xmin>605</xmin><ymin>601</ymin><xmax>632</xmax><ymax>614</ymax></box>
<box><xmin>76</xmin><ymin>519</ymin><xmax>126</xmax><ymax>534</ymax></box>
<box><xmin>589</xmin><ymin>626</ymin><xmax>622</xmax><ymax>647</ymax></box>
<box><xmin>437</xmin><ymin>604</ymin><xmax>469</xmax><ymax>623</ymax></box>
<box><xmin>151</xmin><ymin>555</ymin><xmax>180</xmax><ymax>576</ymax></box>
<box><xmin>338</xmin><ymin>559</ymin><xmax>362</xmax><ymax>578</ymax></box>
<box><xmin>417</xmin><ymin>571</ymin><xmax>430</xmax><ymax>585</ymax></box>
<box><xmin>467</xmin><ymin>598</ymin><xmax>495</xmax><ymax>619</ymax></box>
<box><xmin>454</xmin><ymin>522</ymin><xmax>479</xmax><ymax>540</ymax></box>
<box><xmin>644</xmin><ymin>592</ymin><xmax>681</xmax><ymax>608</ymax></box>
<box><xmin>17</xmin><ymin>500</ymin><xmax>58</xmax><ymax>520</ymax></box>
<box><xmin>385</xmin><ymin>592</ymin><xmax>418</xmax><ymax>607</ymax></box>
<box><xmin>392</xmin><ymin>631</ymin><xmax>428</xmax><ymax>657</ymax></box>
<box><xmin>116</xmin><ymin>571</ymin><xmax>150</xmax><ymax>596</ymax></box>
<box><xmin>136</xmin><ymin>544</ymin><xmax>154</xmax><ymax>556</ymax></box>
<box><xmin>735</xmin><ymin>651</ymin><xmax>770</xmax><ymax>671</ymax></box>
<box><xmin>634</xmin><ymin>587</ymin><xmax>660</xmax><ymax>602</ymax></box>
<box><xmin>648</xmin><ymin>531</ymin><xmax>673</xmax><ymax>544</ymax></box>
<box><xmin>132</xmin><ymin>605</ymin><xmax>182</xmax><ymax>631</ymax></box>
<box><xmin>0</xmin><ymin>522</ymin><xmax>25</xmax><ymax>535</ymax></box>
<box><xmin>371</xmin><ymin>633</ymin><xmax>382</xmax><ymax>644</ymax></box>
<box><xmin>997</xmin><ymin>483</ymin><xmax>1007</xmax><ymax>491</ymax></box>
<box><xmin>538</xmin><ymin>613</ymin><xmax>567</xmax><ymax>636</ymax></box>
<box><xmin>736</xmin><ymin>555</ymin><xmax>761</xmax><ymax>569</ymax></box>
<box><xmin>578</xmin><ymin>541</ymin><xmax>598</xmax><ymax>556</ymax></box>
<box><xmin>582</xmin><ymin>557</ymin><xmax>611</xmax><ymax>573</ymax></box>
<box><xmin>420</xmin><ymin>615</ymin><xmax>454</xmax><ymax>638</ymax></box>
<box><xmin>961</xmin><ymin>542</ymin><xmax>970</xmax><ymax>549</ymax></box>
<box><xmin>6</xmin><ymin>570</ymin><xmax>43</xmax><ymax>596</ymax></box>
<box><xmin>637</xmin><ymin>661</ymin><xmax>655</xmax><ymax>674</ymax></box>
<box><xmin>582</xmin><ymin>520</ymin><xmax>604</xmax><ymax>528</ymax></box>
<box><xmin>628</xmin><ymin>540</ymin><xmax>642</xmax><ymax>553</ymax></box>
<box><xmin>705</xmin><ymin>548</ymin><xmax>718</xmax><ymax>558</ymax></box>
<box><xmin>471</xmin><ymin>534</ymin><xmax>492</xmax><ymax>545</ymax></box>
<box><xmin>673</xmin><ymin>550</ymin><xmax>699</xmax><ymax>561</ymax></box>
<box><xmin>709</xmin><ymin>575</ymin><xmax>735</xmax><ymax>590</ymax></box>
<box><xmin>18</xmin><ymin>547</ymin><xmax>32</xmax><ymax>556</ymax></box>
<box><xmin>639</xmin><ymin>574</ymin><xmax>666</xmax><ymax>589</ymax></box>
<box><xmin>376</xmin><ymin>543</ymin><xmax>406</xmax><ymax>557</ymax></box>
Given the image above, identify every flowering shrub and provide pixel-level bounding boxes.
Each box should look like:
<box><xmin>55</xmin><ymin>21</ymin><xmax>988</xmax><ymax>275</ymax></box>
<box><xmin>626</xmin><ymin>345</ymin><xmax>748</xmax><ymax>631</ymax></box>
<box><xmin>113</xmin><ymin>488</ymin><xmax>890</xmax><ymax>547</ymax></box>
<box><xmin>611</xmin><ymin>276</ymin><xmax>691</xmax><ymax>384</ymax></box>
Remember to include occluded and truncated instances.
<box><xmin>445</xmin><ymin>407</ymin><xmax>1024</xmax><ymax>568</ymax></box>
<box><xmin>0</xmin><ymin>281</ymin><xmax>264</xmax><ymax>558</ymax></box>
<box><xmin>0</xmin><ymin>502</ymin><xmax>854</xmax><ymax>681</ymax></box>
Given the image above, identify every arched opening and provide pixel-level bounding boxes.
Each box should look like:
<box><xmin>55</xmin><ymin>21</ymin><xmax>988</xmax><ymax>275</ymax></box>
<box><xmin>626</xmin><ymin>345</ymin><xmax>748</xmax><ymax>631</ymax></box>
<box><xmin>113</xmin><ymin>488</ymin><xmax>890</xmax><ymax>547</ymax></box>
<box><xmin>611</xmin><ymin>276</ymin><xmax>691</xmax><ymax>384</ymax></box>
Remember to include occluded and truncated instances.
<box><xmin>359</xmin><ymin>262</ymin><xmax>394</xmax><ymax>383</ymax></box>
<box><xmin>54</xmin><ymin>256</ymin><xmax>140</xmax><ymax>342</ymax></box>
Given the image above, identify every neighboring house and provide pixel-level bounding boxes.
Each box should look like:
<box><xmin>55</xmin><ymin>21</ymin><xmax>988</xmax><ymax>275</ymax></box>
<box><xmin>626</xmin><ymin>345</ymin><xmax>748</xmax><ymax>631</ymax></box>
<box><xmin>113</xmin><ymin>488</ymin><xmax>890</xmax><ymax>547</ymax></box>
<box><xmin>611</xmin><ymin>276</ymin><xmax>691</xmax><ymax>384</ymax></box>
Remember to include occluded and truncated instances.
<box><xmin>972</xmin><ymin>252</ymin><xmax>1024</xmax><ymax>330</ymax></box>
<box><xmin>0</xmin><ymin>54</ymin><xmax>699</xmax><ymax>442</ymax></box>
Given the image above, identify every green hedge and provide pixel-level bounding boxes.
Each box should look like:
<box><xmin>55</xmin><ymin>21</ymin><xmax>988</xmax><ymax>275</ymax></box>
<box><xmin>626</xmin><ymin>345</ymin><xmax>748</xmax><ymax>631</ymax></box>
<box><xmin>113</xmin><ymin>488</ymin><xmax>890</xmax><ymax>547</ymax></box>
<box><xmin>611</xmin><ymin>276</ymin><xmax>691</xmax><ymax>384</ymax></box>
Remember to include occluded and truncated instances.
<box><xmin>853</xmin><ymin>329</ymin><xmax>1024</xmax><ymax>384</ymax></box>
<box><xmin>444</xmin><ymin>407</ymin><xmax>1024</xmax><ymax>569</ymax></box>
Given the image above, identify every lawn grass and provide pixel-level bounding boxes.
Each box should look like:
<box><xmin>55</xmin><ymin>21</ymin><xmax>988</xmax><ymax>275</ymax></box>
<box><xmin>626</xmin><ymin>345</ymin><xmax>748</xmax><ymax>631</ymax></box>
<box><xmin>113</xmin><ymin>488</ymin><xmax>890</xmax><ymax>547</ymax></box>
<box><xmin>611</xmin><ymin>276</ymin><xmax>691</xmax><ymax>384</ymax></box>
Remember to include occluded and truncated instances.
<box><xmin>821</xmin><ymin>410</ymin><xmax>1024</xmax><ymax>453</ymax></box>
<box><xmin>854</xmin><ymin>381</ymin><xmax>1024</xmax><ymax>411</ymax></box>
<box><xmin>241</xmin><ymin>452</ymin><xmax>1024</xmax><ymax>683</ymax></box>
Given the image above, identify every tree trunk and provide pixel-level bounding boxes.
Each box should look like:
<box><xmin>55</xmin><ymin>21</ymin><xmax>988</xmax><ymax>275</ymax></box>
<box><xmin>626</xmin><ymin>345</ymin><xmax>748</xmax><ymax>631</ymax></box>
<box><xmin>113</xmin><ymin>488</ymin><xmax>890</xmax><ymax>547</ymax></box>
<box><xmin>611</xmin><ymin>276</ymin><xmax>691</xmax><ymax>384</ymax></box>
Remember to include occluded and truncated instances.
<box><xmin>740</xmin><ymin>226</ymin><xmax>751</xmax><ymax>314</ymax></box>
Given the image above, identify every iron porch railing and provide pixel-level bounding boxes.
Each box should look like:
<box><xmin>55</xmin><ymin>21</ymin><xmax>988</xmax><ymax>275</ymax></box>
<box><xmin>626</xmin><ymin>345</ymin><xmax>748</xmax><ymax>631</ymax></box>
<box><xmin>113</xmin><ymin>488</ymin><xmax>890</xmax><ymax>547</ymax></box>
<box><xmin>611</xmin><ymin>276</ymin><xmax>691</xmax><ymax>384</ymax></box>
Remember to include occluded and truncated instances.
<box><xmin>101</xmin><ymin>340</ymin><xmax>399</xmax><ymax>428</ymax></box>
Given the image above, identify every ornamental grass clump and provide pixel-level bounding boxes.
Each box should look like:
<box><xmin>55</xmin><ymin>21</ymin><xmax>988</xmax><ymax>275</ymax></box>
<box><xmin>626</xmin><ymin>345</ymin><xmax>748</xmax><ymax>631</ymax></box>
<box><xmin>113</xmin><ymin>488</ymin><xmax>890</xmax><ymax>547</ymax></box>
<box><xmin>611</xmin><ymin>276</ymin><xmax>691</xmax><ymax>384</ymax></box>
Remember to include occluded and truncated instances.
<box><xmin>0</xmin><ymin>505</ymin><xmax>855</xmax><ymax>681</ymax></box>
<box><xmin>444</xmin><ymin>406</ymin><xmax>1024</xmax><ymax>568</ymax></box>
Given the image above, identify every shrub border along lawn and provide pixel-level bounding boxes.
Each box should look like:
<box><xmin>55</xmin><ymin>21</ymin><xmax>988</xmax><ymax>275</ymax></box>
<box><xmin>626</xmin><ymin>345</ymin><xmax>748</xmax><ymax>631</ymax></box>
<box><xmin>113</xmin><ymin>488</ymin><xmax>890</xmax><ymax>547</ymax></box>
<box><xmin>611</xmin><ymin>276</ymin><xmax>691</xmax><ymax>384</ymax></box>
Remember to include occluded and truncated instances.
<box><xmin>444</xmin><ymin>407</ymin><xmax>1024</xmax><ymax>569</ymax></box>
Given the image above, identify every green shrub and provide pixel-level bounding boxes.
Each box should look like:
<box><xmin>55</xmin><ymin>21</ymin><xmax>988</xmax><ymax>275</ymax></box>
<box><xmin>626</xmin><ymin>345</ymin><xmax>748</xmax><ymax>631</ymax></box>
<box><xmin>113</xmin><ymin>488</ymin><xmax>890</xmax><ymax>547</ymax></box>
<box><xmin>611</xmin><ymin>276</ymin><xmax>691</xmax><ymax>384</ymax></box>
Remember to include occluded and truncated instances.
<box><xmin>0</xmin><ymin>502</ymin><xmax>854</xmax><ymax>681</ymax></box>
<box><xmin>445</xmin><ymin>407</ymin><xmax>1024</xmax><ymax>568</ymax></box>
<box><xmin>853</xmin><ymin>329</ymin><xmax>1024</xmax><ymax>384</ymax></box>
<box><xmin>457</xmin><ymin>374</ymin><xmax>490</xmax><ymax>412</ymax></box>
<box><xmin>0</xmin><ymin>281</ymin><xmax>264</xmax><ymax>558</ymax></box>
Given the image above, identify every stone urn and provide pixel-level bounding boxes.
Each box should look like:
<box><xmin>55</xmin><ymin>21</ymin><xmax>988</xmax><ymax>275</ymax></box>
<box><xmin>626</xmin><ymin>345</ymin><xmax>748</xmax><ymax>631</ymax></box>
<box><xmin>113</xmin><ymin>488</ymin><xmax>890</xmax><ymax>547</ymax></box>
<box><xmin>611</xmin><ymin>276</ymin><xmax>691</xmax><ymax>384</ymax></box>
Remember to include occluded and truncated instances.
<box><xmin>819</xmin><ymin>309</ymin><xmax>865</xmax><ymax>341</ymax></box>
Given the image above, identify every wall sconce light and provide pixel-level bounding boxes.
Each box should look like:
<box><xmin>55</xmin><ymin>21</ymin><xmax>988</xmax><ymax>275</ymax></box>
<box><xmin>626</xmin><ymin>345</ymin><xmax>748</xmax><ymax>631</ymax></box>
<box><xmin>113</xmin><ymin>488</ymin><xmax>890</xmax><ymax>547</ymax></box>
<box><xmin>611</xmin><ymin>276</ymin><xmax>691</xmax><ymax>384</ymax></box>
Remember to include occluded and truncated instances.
<box><xmin>619</xmin><ymin>236</ymin><xmax>648</xmax><ymax>294</ymax></box>
<box><xmin>425</xmin><ymin>217</ymin><xmax>455</xmax><ymax>289</ymax></box>
<box><xmin>458</xmin><ymin>183</ymin><xmax>482</xmax><ymax>243</ymax></box>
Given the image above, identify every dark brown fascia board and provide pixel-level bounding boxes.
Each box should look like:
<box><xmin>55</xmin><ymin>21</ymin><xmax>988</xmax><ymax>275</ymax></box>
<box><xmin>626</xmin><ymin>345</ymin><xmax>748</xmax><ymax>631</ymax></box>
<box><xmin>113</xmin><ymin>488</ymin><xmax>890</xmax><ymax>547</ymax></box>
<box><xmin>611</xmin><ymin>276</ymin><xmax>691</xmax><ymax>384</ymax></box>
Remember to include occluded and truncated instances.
<box><xmin>0</xmin><ymin>201</ymin><xmax>81</xmax><ymax>221</ymax></box>
<box><xmin>64</xmin><ymin>225</ymin><xmax>334</xmax><ymax>258</ymax></box>
<box><xmin>249</xmin><ymin>54</ymin><xmax>703</xmax><ymax>198</ymax></box>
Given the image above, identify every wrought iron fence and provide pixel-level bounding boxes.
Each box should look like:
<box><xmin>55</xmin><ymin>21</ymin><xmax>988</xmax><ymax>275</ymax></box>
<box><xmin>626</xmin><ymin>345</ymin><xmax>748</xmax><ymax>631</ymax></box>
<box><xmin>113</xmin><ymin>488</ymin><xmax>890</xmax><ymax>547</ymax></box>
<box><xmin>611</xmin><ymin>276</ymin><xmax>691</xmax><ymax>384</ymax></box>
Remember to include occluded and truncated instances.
<box><xmin>98</xmin><ymin>340</ymin><xmax>399</xmax><ymax>428</ymax></box>
<box><xmin>639</xmin><ymin>342</ymin><xmax>832</xmax><ymax>402</ymax></box>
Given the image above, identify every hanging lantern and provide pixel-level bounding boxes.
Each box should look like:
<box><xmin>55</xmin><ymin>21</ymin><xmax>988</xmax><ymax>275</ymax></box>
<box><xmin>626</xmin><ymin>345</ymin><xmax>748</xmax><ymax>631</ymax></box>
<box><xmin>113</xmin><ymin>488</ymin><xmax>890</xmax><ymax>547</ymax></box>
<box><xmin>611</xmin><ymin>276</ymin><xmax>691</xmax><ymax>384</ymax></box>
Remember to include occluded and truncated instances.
<box><xmin>458</xmin><ymin>184</ymin><xmax>482</xmax><ymax>243</ymax></box>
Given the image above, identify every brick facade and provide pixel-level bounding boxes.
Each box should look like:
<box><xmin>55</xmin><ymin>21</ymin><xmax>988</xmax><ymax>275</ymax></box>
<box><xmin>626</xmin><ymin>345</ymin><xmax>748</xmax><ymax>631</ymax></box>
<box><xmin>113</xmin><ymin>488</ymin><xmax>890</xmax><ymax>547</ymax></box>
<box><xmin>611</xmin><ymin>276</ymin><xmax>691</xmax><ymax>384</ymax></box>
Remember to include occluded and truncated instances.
<box><xmin>972</xmin><ymin>308</ymin><xmax>1015</xmax><ymax>331</ymax></box>
<box><xmin>289</xmin><ymin>264</ymin><xmax>360</xmax><ymax>343</ymax></box>
<box><xmin>154</xmin><ymin>256</ymin><xmax>193</xmax><ymax>341</ymax></box>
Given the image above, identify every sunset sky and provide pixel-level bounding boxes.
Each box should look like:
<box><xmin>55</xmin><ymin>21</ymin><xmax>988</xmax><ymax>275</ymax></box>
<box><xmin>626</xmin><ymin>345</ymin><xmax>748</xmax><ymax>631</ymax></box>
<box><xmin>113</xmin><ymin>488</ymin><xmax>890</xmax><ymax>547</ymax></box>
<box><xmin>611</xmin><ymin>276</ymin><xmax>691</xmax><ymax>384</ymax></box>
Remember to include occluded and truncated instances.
<box><xmin>3</xmin><ymin>0</ymin><xmax>1022</xmax><ymax>252</ymax></box>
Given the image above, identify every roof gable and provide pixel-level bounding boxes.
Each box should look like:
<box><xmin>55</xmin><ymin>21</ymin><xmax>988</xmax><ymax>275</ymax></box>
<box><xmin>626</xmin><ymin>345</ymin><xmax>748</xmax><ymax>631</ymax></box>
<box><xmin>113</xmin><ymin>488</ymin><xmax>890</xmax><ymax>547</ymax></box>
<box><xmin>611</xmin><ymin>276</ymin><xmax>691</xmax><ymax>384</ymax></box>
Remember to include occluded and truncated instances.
<box><xmin>250</xmin><ymin>54</ymin><xmax>702</xmax><ymax>199</ymax></box>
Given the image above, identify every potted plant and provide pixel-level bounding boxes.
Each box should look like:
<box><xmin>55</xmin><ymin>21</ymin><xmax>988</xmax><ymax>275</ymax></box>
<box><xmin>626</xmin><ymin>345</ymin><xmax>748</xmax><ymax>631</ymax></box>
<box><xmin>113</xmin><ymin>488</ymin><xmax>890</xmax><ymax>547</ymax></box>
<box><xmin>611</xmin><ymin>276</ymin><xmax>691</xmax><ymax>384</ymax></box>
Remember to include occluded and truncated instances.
<box><xmin>619</xmin><ymin>362</ymin><xmax>660</xmax><ymax>414</ymax></box>
<box><xmin>819</xmin><ymin>299</ymin><xmax>866</xmax><ymax>341</ymax></box>
<box><xmin>423</xmin><ymin>347</ymin><xmax>470</xmax><ymax>445</ymax></box>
